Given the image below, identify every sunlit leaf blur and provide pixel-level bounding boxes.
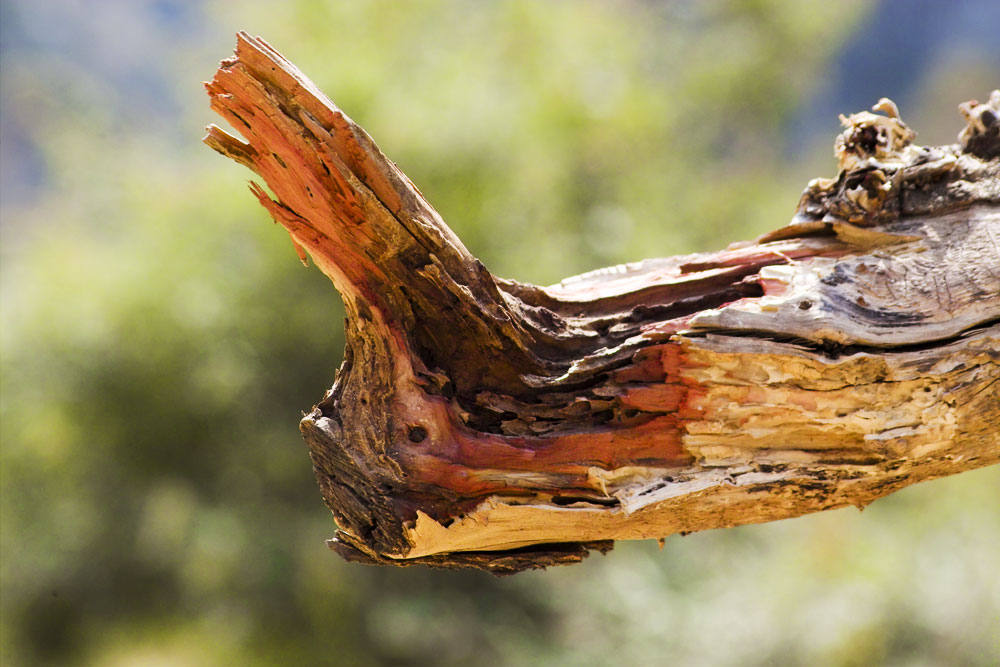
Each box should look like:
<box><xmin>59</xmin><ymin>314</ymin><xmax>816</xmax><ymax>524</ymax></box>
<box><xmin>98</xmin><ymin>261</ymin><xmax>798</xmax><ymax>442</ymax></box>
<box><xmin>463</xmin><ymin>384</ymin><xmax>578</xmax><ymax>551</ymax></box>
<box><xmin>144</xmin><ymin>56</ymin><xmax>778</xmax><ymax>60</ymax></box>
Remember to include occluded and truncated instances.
<box><xmin>2</xmin><ymin>1</ymin><xmax>998</xmax><ymax>665</ymax></box>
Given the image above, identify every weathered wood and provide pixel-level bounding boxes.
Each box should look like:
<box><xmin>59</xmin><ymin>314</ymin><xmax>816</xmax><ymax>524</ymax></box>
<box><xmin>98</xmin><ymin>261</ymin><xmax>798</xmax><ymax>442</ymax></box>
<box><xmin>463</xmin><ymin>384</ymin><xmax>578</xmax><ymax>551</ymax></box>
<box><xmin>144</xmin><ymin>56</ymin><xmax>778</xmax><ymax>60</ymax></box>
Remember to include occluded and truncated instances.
<box><xmin>205</xmin><ymin>34</ymin><xmax>1000</xmax><ymax>575</ymax></box>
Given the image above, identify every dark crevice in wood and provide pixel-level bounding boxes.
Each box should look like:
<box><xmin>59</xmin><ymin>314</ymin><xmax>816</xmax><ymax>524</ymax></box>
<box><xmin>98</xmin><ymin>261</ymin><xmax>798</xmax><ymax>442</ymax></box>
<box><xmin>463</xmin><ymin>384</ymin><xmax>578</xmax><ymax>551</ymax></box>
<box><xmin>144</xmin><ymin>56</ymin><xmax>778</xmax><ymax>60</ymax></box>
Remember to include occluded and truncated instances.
<box><xmin>692</xmin><ymin>315</ymin><xmax>1000</xmax><ymax>360</ymax></box>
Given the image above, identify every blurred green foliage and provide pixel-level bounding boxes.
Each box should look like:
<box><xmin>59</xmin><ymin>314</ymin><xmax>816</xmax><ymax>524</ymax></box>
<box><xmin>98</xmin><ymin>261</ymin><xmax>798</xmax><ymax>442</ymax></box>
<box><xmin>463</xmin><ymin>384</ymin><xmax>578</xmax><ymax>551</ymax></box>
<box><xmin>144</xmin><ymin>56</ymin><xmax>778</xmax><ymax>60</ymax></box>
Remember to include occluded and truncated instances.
<box><xmin>2</xmin><ymin>1</ymin><xmax>998</xmax><ymax>665</ymax></box>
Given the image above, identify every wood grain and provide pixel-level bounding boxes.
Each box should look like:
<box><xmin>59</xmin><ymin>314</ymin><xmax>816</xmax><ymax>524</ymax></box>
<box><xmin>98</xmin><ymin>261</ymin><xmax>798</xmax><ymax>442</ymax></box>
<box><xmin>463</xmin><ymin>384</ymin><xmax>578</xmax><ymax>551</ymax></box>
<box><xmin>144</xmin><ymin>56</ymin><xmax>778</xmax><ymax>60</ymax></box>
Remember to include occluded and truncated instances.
<box><xmin>205</xmin><ymin>34</ymin><xmax>1000</xmax><ymax>573</ymax></box>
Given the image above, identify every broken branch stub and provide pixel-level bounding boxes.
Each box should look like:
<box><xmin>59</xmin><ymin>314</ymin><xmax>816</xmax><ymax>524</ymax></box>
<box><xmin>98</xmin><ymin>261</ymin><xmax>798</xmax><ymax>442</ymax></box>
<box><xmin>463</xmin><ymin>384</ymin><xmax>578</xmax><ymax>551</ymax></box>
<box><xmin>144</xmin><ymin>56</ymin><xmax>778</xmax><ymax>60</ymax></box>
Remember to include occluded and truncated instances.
<box><xmin>204</xmin><ymin>34</ymin><xmax>1000</xmax><ymax>575</ymax></box>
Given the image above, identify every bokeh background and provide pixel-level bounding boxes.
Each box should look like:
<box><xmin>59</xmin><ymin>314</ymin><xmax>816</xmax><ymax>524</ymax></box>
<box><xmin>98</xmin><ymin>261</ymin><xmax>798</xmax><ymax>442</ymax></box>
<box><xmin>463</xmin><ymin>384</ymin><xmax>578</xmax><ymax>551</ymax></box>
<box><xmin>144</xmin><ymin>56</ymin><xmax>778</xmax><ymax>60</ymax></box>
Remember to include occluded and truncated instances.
<box><xmin>2</xmin><ymin>1</ymin><xmax>999</xmax><ymax>665</ymax></box>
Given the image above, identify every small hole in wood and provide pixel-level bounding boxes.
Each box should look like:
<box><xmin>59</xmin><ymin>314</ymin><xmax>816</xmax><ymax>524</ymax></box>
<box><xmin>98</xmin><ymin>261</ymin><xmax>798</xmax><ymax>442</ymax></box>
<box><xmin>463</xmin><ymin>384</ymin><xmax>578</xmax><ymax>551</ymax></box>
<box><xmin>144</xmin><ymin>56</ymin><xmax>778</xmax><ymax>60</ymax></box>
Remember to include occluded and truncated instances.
<box><xmin>798</xmin><ymin>299</ymin><xmax>813</xmax><ymax>310</ymax></box>
<box><xmin>408</xmin><ymin>426</ymin><xmax>428</xmax><ymax>443</ymax></box>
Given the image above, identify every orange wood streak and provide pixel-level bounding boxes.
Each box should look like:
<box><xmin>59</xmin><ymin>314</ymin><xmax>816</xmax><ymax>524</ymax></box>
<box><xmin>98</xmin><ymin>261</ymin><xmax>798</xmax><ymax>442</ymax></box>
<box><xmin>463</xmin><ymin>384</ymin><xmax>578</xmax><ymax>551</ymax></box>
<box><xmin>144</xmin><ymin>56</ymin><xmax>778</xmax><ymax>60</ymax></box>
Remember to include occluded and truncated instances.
<box><xmin>403</xmin><ymin>419</ymin><xmax>691</xmax><ymax>498</ymax></box>
<box><xmin>207</xmin><ymin>48</ymin><xmax>406</xmax><ymax>315</ymax></box>
<box><xmin>619</xmin><ymin>384</ymin><xmax>686</xmax><ymax>412</ymax></box>
<box><xmin>230</xmin><ymin>33</ymin><xmax>410</xmax><ymax>218</ymax></box>
<box><xmin>612</xmin><ymin>345</ymin><xmax>668</xmax><ymax>383</ymax></box>
<box><xmin>399</xmin><ymin>453</ymin><xmax>588</xmax><ymax>495</ymax></box>
<box><xmin>401</xmin><ymin>342</ymin><xmax>700</xmax><ymax>499</ymax></box>
<box><xmin>537</xmin><ymin>416</ymin><xmax>690</xmax><ymax>469</ymax></box>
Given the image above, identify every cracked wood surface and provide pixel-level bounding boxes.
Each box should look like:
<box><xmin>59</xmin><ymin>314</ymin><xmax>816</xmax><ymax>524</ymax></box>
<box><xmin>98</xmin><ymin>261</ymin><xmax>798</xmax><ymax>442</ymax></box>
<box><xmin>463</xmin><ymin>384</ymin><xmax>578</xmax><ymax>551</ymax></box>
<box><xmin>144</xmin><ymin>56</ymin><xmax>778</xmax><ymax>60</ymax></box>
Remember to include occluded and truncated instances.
<box><xmin>205</xmin><ymin>34</ymin><xmax>1000</xmax><ymax>574</ymax></box>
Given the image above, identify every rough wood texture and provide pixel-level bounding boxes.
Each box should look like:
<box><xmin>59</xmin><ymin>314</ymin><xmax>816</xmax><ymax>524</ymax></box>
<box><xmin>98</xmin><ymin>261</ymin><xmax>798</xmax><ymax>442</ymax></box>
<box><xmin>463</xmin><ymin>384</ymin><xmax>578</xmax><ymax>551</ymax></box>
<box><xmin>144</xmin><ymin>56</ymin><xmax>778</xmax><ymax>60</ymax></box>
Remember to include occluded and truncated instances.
<box><xmin>205</xmin><ymin>34</ymin><xmax>1000</xmax><ymax>575</ymax></box>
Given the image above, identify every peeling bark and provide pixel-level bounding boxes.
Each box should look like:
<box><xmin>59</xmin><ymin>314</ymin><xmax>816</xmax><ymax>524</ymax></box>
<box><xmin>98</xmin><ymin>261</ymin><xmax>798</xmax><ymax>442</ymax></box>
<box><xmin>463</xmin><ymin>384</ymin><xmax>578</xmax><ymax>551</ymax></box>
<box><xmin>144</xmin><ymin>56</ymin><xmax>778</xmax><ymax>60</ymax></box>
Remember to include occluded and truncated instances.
<box><xmin>205</xmin><ymin>34</ymin><xmax>1000</xmax><ymax>574</ymax></box>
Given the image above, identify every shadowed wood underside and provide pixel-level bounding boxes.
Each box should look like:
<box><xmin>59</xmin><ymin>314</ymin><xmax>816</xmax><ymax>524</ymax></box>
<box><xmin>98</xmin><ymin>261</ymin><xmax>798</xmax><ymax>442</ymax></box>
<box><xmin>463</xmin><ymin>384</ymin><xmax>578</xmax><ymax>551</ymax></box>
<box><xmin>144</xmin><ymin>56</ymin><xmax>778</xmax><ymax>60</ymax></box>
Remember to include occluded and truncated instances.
<box><xmin>205</xmin><ymin>34</ymin><xmax>1000</xmax><ymax>574</ymax></box>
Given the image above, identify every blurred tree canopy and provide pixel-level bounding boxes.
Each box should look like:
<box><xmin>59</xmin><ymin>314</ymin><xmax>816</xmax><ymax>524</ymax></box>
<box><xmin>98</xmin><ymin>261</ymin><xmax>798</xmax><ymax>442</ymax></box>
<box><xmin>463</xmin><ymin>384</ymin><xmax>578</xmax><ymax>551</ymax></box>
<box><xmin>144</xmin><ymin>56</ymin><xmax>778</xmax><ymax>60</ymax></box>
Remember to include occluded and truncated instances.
<box><xmin>2</xmin><ymin>1</ymin><xmax>998</xmax><ymax>665</ymax></box>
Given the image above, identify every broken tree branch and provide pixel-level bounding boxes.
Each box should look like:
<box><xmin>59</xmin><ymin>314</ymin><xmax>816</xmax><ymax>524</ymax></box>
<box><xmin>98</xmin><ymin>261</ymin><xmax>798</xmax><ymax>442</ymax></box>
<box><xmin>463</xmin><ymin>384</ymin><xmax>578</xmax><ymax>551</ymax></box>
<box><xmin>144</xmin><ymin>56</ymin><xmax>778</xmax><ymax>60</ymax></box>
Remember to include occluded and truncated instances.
<box><xmin>205</xmin><ymin>33</ymin><xmax>1000</xmax><ymax>574</ymax></box>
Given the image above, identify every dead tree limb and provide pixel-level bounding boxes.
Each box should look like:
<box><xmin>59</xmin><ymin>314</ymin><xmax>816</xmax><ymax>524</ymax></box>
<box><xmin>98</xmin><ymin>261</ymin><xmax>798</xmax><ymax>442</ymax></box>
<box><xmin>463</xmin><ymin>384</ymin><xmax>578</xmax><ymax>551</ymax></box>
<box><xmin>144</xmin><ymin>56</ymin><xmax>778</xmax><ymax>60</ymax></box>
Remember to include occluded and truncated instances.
<box><xmin>205</xmin><ymin>33</ymin><xmax>1000</xmax><ymax>574</ymax></box>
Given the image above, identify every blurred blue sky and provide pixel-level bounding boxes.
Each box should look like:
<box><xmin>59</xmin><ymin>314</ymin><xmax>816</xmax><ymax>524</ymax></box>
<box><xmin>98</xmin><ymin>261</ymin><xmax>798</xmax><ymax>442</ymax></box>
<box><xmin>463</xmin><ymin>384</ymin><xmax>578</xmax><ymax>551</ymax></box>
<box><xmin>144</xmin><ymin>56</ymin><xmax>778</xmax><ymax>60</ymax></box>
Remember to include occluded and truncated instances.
<box><xmin>2</xmin><ymin>0</ymin><xmax>999</xmax><ymax>210</ymax></box>
<box><xmin>789</xmin><ymin>0</ymin><xmax>1000</xmax><ymax>148</ymax></box>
